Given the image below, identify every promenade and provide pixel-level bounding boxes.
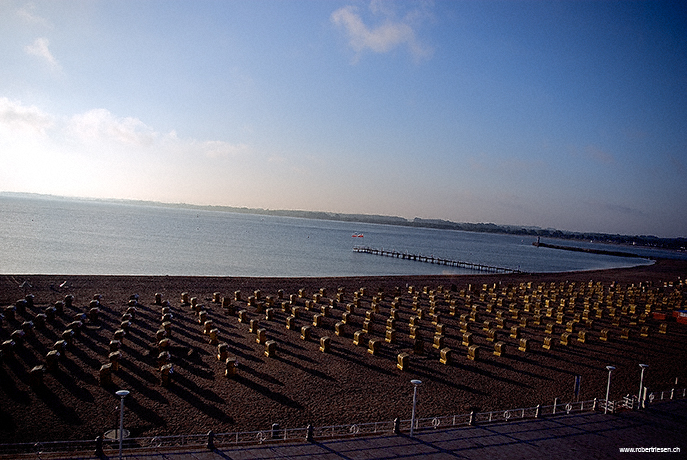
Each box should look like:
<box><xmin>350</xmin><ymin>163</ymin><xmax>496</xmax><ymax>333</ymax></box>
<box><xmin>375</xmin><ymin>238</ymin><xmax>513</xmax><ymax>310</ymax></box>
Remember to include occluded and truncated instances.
<box><xmin>21</xmin><ymin>399</ymin><xmax>684</xmax><ymax>460</ymax></box>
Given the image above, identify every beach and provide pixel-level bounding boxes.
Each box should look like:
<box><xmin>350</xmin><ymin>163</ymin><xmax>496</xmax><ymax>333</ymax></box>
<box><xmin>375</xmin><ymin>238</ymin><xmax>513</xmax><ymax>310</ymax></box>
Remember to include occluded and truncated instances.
<box><xmin>1</xmin><ymin>258</ymin><xmax>686</xmax><ymax>445</ymax></box>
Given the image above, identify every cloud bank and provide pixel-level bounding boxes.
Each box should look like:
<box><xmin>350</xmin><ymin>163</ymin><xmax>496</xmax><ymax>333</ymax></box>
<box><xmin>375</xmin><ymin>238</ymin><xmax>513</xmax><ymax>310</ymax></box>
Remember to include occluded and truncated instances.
<box><xmin>0</xmin><ymin>97</ymin><xmax>54</xmax><ymax>133</ymax></box>
<box><xmin>0</xmin><ymin>98</ymin><xmax>252</xmax><ymax>201</ymax></box>
<box><xmin>69</xmin><ymin>109</ymin><xmax>158</xmax><ymax>147</ymax></box>
<box><xmin>0</xmin><ymin>98</ymin><xmax>250</xmax><ymax>160</ymax></box>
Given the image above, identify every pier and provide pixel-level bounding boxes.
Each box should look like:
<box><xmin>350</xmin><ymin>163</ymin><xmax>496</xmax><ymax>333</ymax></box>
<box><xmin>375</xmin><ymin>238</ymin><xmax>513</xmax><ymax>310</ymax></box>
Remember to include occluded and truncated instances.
<box><xmin>353</xmin><ymin>246</ymin><xmax>526</xmax><ymax>274</ymax></box>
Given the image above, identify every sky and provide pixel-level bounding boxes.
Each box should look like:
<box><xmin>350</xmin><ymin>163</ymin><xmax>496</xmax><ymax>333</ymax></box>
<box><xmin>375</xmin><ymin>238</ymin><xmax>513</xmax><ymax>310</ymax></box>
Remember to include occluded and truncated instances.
<box><xmin>1</xmin><ymin>0</ymin><xmax>686</xmax><ymax>238</ymax></box>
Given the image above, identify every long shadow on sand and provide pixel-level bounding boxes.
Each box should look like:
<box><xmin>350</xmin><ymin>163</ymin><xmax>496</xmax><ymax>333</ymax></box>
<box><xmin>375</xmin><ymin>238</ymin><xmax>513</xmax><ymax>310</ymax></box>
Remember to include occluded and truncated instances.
<box><xmin>224</xmin><ymin>343</ymin><xmax>263</xmax><ymax>364</ymax></box>
<box><xmin>174</xmin><ymin>349</ymin><xmax>215</xmax><ymax>380</ymax></box>
<box><xmin>123</xmin><ymin>393</ymin><xmax>167</xmax><ymax>429</ymax></box>
<box><xmin>129</xmin><ymin>312</ymin><xmax>159</xmax><ymax>335</ymax></box>
<box><xmin>274</xmin><ymin>349</ymin><xmax>335</xmax><ymax>382</ymax></box>
<box><xmin>119</xmin><ymin>355</ymin><xmax>159</xmax><ymax>385</ymax></box>
<box><xmin>167</xmin><ymin>374</ymin><xmax>235</xmax><ymax>423</ymax></box>
<box><xmin>34</xmin><ymin>384</ymin><xmax>82</xmax><ymax>425</ymax></box>
<box><xmin>482</xmin><ymin>356</ymin><xmax>553</xmax><ymax>382</ymax></box>
<box><xmin>169</xmin><ymin>317</ymin><xmax>206</xmax><ymax>342</ymax></box>
<box><xmin>0</xmin><ymin>364</ymin><xmax>31</xmax><ymax>404</ymax></box>
<box><xmin>0</xmin><ymin>406</ymin><xmax>17</xmax><ymax>433</ymax></box>
<box><xmin>121</xmin><ymin>327</ymin><xmax>155</xmax><ymax>351</ymax></box>
<box><xmin>35</xmin><ymin>324</ymin><xmax>60</xmax><ymax>345</ymax></box>
<box><xmin>328</xmin><ymin>344</ymin><xmax>396</xmax><ymax>377</ymax></box>
<box><xmin>514</xmin><ymin>351</ymin><xmax>590</xmax><ymax>375</ymax></box>
<box><xmin>116</xmin><ymin>363</ymin><xmax>168</xmax><ymax>404</ymax></box>
<box><xmin>77</xmin><ymin>327</ymin><xmax>110</xmax><ymax>357</ymax></box>
<box><xmin>52</xmin><ymin>361</ymin><xmax>96</xmax><ymax>401</ymax></box>
<box><xmin>172</xmin><ymin>370</ymin><xmax>224</xmax><ymax>404</ymax></box>
<box><xmin>276</xmin><ymin>341</ymin><xmax>319</xmax><ymax>364</ymax></box>
<box><xmin>457</xmin><ymin>360</ymin><xmax>532</xmax><ymax>389</ymax></box>
<box><xmin>408</xmin><ymin>360</ymin><xmax>490</xmax><ymax>396</ymax></box>
<box><xmin>233</xmin><ymin>374</ymin><xmax>303</xmax><ymax>410</ymax></box>
<box><xmin>239</xmin><ymin>365</ymin><xmax>284</xmax><ymax>386</ymax></box>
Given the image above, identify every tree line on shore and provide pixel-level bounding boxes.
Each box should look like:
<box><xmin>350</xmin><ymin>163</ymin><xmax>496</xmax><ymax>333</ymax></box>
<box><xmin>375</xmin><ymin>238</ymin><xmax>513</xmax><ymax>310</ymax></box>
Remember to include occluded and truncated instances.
<box><xmin>190</xmin><ymin>205</ymin><xmax>686</xmax><ymax>252</ymax></box>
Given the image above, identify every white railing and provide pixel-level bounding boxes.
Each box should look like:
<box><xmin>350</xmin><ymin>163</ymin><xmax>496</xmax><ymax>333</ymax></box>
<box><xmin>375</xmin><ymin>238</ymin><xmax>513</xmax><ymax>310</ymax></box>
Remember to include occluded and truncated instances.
<box><xmin>410</xmin><ymin>398</ymin><xmax>595</xmax><ymax>432</ymax></box>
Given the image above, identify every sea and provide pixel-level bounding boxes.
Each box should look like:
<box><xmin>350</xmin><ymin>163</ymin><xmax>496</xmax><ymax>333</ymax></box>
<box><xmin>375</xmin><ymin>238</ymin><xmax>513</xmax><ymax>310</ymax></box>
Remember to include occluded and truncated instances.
<box><xmin>0</xmin><ymin>194</ymin><xmax>681</xmax><ymax>277</ymax></box>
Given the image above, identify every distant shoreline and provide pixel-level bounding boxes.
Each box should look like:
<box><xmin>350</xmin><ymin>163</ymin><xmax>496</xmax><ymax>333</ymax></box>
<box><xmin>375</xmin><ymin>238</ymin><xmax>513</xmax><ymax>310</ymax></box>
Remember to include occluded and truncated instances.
<box><xmin>3</xmin><ymin>191</ymin><xmax>685</xmax><ymax>251</ymax></box>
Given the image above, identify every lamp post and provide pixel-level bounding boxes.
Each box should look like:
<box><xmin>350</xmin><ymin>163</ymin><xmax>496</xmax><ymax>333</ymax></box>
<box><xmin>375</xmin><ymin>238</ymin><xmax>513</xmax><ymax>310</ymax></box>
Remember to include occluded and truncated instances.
<box><xmin>115</xmin><ymin>389</ymin><xmax>130</xmax><ymax>460</ymax></box>
<box><xmin>605</xmin><ymin>366</ymin><xmax>615</xmax><ymax>414</ymax></box>
<box><xmin>410</xmin><ymin>379</ymin><xmax>422</xmax><ymax>436</ymax></box>
<box><xmin>638</xmin><ymin>364</ymin><xmax>649</xmax><ymax>409</ymax></box>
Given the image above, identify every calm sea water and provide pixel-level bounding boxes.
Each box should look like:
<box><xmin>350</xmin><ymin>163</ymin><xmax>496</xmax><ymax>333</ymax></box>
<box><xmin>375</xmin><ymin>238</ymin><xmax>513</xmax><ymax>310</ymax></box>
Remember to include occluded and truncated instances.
<box><xmin>0</xmin><ymin>195</ymin><xmax>668</xmax><ymax>277</ymax></box>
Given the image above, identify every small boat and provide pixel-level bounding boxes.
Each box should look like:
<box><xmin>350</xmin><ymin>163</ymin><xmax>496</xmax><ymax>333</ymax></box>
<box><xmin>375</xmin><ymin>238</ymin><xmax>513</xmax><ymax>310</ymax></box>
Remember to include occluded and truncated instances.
<box><xmin>352</xmin><ymin>233</ymin><xmax>364</xmax><ymax>238</ymax></box>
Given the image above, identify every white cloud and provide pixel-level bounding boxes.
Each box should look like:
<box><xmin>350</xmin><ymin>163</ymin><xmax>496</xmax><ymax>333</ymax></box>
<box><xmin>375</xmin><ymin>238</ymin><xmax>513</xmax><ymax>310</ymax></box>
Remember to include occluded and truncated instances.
<box><xmin>0</xmin><ymin>99</ymin><xmax>252</xmax><ymax>164</ymax></box>
<box><xmin>331</xmin><ymin>4</ymin><xmax>433</xmax><ymax>62</ymax></box>
<box><xmin>17</xmin><ymin>3</ymin><xmax>51</xmax><ymax>28</ymax></box>
<box><xmin>64</xmin><ymin>108</ymin><xmax>252</xmax><ymax>162</ymax></box>
<box><xmin>25</xmin><ymin>37</ymin><xmax>61</xmax><ymax>71</ymax></box>
<box><xmin>0</xmin><ymin>99</ymin><xmax>255</xmax><ymax>204</ymax></box>
<box><xmin>68</xmin><ymin>109</ymin><xmax>158</xmax><ymax>147</ymax></box>
<box><xmin>0</xmin><ymin>97</ymin><xmax>54</xmax><ymax>134</ymax></box>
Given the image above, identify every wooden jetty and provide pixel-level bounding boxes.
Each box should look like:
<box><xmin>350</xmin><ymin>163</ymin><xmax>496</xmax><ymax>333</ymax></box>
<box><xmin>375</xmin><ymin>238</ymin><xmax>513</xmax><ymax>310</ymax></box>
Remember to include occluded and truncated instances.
<box><xmin>353</xmin><ymin>246</ymin><xmax>526</xmax><ymax>274</ymax></box>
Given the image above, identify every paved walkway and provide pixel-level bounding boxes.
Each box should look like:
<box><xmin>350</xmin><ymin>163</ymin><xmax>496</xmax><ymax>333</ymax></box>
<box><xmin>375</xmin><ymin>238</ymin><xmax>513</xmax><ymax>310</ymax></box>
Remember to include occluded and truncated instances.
<box><xmin>17</xmin><ymin>399</ymin><xmax>687</xmax><ymax>459</ymax></box>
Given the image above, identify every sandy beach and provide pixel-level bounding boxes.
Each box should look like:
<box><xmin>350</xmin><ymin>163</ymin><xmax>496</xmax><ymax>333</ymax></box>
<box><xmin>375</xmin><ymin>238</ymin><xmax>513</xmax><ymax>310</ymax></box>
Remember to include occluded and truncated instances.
<box><xmin>1</xmin><ymin>259</ymin><xmax>686</xmax><ymax>445</ymax></box>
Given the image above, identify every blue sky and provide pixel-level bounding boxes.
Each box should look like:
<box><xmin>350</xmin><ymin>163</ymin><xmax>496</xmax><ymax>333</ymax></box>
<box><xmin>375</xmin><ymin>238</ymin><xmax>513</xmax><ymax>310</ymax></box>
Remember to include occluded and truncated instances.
<box><xmin>1</xmin><ymin>0</ymin><xmax>685</xmax><ymax>237</ymax></box>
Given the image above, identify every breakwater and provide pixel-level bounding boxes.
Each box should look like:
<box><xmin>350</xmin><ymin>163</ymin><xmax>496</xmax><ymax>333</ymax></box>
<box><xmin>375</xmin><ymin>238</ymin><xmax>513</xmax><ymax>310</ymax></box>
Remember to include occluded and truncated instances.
<box><xmin>353</xmin><ymin>246</ymin><xmax>525</xmax><ymax>274</ymax></box>
<box><xmin>533</xmin><ymin>241</ymin><xmax>649</xmax><ymax>259</ymax></box>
